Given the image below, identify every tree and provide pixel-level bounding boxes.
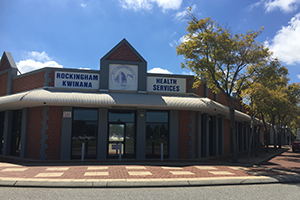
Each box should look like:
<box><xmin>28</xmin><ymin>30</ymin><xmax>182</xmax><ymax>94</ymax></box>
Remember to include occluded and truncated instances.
<box><xmin>242</xmin><ymin>59</ymin><xmax>300</xmax><ymax>150</ymax></box>
<box><xmin>176</xmin><ymin>9</ymin><xmax>271</xmax><ymax>162</ymax></box>
<box><xmin>242</xmin><ymin>59</ymin><xmax>289</xmax><ymax>152</ymax></box>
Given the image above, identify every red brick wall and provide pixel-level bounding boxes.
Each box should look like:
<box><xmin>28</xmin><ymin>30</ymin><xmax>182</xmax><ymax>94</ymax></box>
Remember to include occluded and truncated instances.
<box><xmin>48</xmin><ymin>70</ymin><xmax>55</xmax><ymax>87</ymax></box>
<box><xmin>0</xmin><ymin>57</ymin><xmax>10</xmax><ymax>71</ymax></box>
<box><xmin>0</xmin><ymin>72</ymin><xmax>8</xmax><ymax>96</ymax></box>
<box><xmin>208</xmin><ymin>88</ymin><xmax>214</xmax><ymax>100</ymax></box>
<box><xmin>178</xmin><ymin>110</ymin><xmax>192</xmax><ymax>159</ymax></box>
<box><xmin>218</xmin><ymin>93</ymin><xmax>228</xmax><ymax>107</ymax></box>
<box><xmin>224</xmin><ymin>118</ymin><xmax>231</xmax><ymax>154</ymax></box>
<box><xmin>26</xmin><ymin>107</ymin><xmax>43</xmax><ymax>159</ymax></box>
<box><xmin>106</xmin><ymin>43</ymin><xmax>142</xmax><ymax>62</ymax></box>
<box><xmin>45</xmin><ymin>106</ymin><xmax>62</xmax><ymax>160</ymax></box>
<box><xmin>194</xmin><ymin>84</ymin><xmax>206</xmax><ymax>97</ymax></box>
<box><xmin>13</xmin><ymin>71</ymin><xmax>45</xmax><ymax>93</ymax></box>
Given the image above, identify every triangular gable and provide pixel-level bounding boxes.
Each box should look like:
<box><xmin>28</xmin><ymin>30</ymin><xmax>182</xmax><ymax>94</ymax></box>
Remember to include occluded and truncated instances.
<box><xmin>0</xmin><ymin>51</ymin><xmax>18</xmax><ymax>71</ymax></box>
<box><xmin>102</xmin><ymin>39</ymin><xmax>146</xmax><ymax>63</ymax></box>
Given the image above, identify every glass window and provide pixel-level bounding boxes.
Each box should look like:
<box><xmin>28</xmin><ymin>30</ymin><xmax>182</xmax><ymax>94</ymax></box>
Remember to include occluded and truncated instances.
<box><xmin>109</xmin><ymin>112</ymin><xmax>134</xmax><ymax>123</ymax></box>
<box><xmin>146</xmin><ymin>111</ymin><xmax>169</xmax><ymax>158</ymax></box>
<box><xmin>71</xmin><ymin>109</ymin><xmax>98</xmax><ymax>159</ymax></box>
<box><xmin>146</xmin><ymin>112</ymin><xmax>168</xmax><ymax>123</ymax></box>
<box><xmin>11</xmin><ymin>110</ymin><xmax>22</xmax><ymax>156</ymax></box>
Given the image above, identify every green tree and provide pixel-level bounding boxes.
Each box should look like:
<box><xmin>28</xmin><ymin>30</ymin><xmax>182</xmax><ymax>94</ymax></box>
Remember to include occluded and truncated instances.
<box><xmin>176</xmin><ymin>10</ymin><xmax>270</xmax><ymax>162</ymax></box>
<box><xmin>242</xmin><ymin>59</ymin><xmax>289</xmax><ymax>152</ymax></box>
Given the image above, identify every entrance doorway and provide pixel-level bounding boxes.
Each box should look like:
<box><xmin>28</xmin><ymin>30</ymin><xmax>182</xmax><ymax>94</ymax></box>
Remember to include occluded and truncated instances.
<box><xmin>11</xmin><ymin>110</ymin><xmax>22</xmax><ymax>156</ymax></box>
<box><xmin>108</xmin><ymin>111</ymin><xmax>135</xmax><ymax>158</ymax></box>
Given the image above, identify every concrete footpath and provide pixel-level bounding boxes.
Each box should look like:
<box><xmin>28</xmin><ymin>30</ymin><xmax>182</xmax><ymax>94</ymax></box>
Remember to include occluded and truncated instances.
<box><xmin>0</xmin><ymin>147</ymin><xmax>299</xmax><ymax>188</ymax></box>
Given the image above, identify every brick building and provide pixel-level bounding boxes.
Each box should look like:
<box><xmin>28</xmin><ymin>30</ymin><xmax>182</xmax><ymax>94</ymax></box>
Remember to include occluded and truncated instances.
<box><xmin>0</xmin><ymin>39</ymin><xmax>264</xmax><ymax>160</ymax></box>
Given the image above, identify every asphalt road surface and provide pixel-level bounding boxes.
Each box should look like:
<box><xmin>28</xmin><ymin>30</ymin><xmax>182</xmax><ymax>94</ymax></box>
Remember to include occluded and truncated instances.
<box><xmin>0</xmin><ymin>183</ymin><xmax>299</xmax><ymax>200</ymax></box>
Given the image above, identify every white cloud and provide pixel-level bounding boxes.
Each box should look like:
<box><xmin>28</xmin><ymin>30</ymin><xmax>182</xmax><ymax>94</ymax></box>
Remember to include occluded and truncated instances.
<box><xmin>26</xmin><ymin>51</ymin><xmax>51</xmax><ymax>62</ymax></box>
<box><xmin>119</xmin><ymin>0</ymin><xmax>182</xmax><ymax>12</ymax></box>
<box><xmin>148</xmin><ymin>67</ymin><xmax>172</xmax><ymax>74</ymax></box>
<box><xmin>169</xmin><ymin>34</ymin><xmax>192</xmax><ymax>48</ymax></box>
<box><xmin>179</xmin><ymin>35</ymin><xmax>189</xmax><ymax>43</ymax></box>
<box><xmin>268</xmin><ymin>12</ymin><xmax>300</xmax><ymax>64</ymax></box>
<box><xmin>169</xmin><ymin>39</ymin><xmax>178</xmax><ymax>47</ymax></box>
<box><xmin>248</xmin><ymin>1</ymin><xmax>262</xmax><ymax>11</ymax></box>
<box><xmin>182</xmin><ymin>71</ymin><xmax>195</xmax><ymax>75</ymax></box>
<box><xmin>175</xmin><ymin>4</ymin><xmax>197</xmax><ymax>20</ymax></box>
<box><xmin>17</xmin><ymin>51</ymin><xmax>63</xmax><ymax>73</ymax></box>
<box><xmin>80</xmin><ymin>3</ymin><xmax>87</xmax><ymax>8</ymax></box>
<box><xmin>297</xmin><ymin>74</ymin><xmax>300</xmax><ymax>79</ymax></box>
<box><xmin>265</xmin><ymin>0</ymin><xmax>300</xmax><ymax>13</ymax></box>
<box><xmin>250</xmin><ymin>0</ymin><xmax>300</xmax><ymax>13</ymax></box>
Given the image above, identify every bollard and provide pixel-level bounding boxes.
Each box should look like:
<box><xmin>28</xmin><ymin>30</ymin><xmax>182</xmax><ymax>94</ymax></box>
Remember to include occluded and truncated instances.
<box><xmin>161</xmin><ymin>143</ymin><xmax>163</xmax><ymax>161</ymax></box>
<box><xmin>81</xmin><ymin>142</ymin><xmax>85</xmax><ymax>161</ymax></box>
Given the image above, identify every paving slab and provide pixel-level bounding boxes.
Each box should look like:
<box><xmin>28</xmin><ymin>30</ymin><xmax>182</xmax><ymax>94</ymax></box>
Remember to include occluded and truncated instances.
<box><xmin>0</xmin><ymin>146</ymin><xmax>298</xmax><ymax>188</ymax></box>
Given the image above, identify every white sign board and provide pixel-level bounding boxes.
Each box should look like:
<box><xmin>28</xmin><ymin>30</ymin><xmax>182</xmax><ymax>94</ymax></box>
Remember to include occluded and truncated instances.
<box><xmin>147</xmin><ymin>77</ymin><xmax>186</xmax><ymax>93</ymax></box>
<box><xmin>63</xmin><ymin>111</ymin><xmax>72</xmax><ymax>118</ymax></box>
<box><xmin>55</xmin><ymin>71</ymin><xmax>99</xmax><ymax>89</ymax></box>
<box><xmin>109</xmin><ymin>64</ymin><xmax>138</xmax><ymax>91</ymax></box>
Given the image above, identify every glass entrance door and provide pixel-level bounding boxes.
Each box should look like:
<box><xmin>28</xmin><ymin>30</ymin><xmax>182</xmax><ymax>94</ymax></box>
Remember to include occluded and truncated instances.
<box><xmin>108</xmin><ymin>124</ymin><xmax>125</xmax><ymax>156</ymax></box>
<box><xmin>107</xmin><ymin>110</ymin><xmax>136</xmax><ymax>158</ymax></box>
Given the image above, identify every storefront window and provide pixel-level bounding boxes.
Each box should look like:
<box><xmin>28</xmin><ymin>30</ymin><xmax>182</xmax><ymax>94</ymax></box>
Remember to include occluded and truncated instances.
<box><xmin>71</xmin><ymin>109</ymin><xmax>98</xmax><ymax>159</ymax></box>
<box><xmin>11</xmin><ymin>110</ymin><xmax>22</xmax><ymax>156</ymax></box>
<box><xmin>146</xmin><ymin>111</ymin><xmax>169</xmax><ymax>158</ymax></box>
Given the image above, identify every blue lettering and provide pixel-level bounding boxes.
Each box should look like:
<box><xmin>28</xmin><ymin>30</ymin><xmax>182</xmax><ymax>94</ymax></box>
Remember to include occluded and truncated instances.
<box><xmin>88</xmin><ymin>82</ymin><xmax>92</xmax><ymax>88</ymax></box>
<box><xmin>62</xmin><ymin>81</ymin><xmax>66</xmax><ymax>86</ymax></box>
<box><xmin>56</xmin><ymin>73</ymin><xmax>61</xmax><ymax>78</ymax></box>
<box><xmin>93</xmin><ymin>75</ymin><xmax>98</xmax><ymax>80</ymax></box>
<box><xmin>156</xmin><ymin>78</ymin><xmax>162</xmax><ymax>84</ymax></box>
<box><xmin>67</xmin><ymin>81</ymin><xmax>72</xmax><ymax>86</ymax></box>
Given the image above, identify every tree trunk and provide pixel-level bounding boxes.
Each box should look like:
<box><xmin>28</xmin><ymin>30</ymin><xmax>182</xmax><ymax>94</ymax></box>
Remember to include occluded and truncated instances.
<box><xmin>226</xmin><ymin>97</ymin><xmax>237</xmax><ymax>163</ymax></box>
<box><xmin>261</xmin><ymin>113</ymin><xmax>269</xmax><ymax>152</ymax></box>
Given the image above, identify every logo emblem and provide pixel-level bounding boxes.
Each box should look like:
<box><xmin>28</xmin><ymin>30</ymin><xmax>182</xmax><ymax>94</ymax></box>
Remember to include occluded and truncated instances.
<box><xmin>111</xmin><ymin>65</ymin><xmax>137</xmax><ymax>89</ymax></box>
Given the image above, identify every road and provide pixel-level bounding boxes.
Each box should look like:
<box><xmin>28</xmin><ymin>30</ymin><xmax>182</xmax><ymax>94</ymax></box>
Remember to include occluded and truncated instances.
<box><xmin>0</xmin><ymin>183</ymin><xmax>299</xmax><ymax>200</ymax></box>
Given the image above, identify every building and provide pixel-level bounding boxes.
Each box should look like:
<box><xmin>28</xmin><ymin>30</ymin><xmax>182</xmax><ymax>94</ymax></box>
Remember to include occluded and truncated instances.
<box><xmin>0</xmin><ymin>39</ymin><xmax>264</xmax><ymax>160</ymax></box>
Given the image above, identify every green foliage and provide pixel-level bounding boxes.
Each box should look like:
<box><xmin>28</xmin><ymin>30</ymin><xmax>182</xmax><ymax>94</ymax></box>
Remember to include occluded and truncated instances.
<box><xmin>176</xmin><ymin>9</ymin><xmax>271</xmax><ymax>162</ymax></box>
<box><xmin>242</xmin><ymin>59</ymin><xmax>300</xmax><ymax>133</ymax></box>
<box><xmin>176</xmin><ymin>12</ymin><xmax>270</xmax><ymax>100</ymax></box>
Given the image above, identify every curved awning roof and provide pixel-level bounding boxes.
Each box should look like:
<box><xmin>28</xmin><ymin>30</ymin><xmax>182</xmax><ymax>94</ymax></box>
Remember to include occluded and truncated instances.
<box><xmin>0</xmin><ymin>88</ymin><xmax>251</xmax><ymax>122</ymax></box>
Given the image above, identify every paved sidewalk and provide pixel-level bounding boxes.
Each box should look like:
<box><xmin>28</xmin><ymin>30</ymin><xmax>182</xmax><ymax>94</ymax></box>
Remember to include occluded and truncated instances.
<box><xmin>0</xmin><ymin>147</ymin><xmax>299</xmax><ymax>188</ymax></box>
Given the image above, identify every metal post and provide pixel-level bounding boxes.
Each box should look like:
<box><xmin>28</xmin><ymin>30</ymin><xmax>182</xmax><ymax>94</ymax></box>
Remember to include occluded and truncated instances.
<box><xmin>81</xmin><ymin>142</ymin><xmax>85</xmax><ymax>161</ymax></box>
<box><xmin>161</xmin><ymin>143</ymin><xmax>163</xmax><ymax>161</ymax></box>
<box><xmin>119</xmin><ymin>142</ymin><xmax>122</xmax><ymax>161</ymax></box>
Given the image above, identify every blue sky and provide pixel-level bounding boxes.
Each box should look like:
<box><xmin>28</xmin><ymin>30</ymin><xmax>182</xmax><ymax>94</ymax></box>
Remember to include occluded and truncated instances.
<box><xmin>1</xmin><ymin>0</ymin><xmax>300</xmax><ymax>84</ymax></box>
